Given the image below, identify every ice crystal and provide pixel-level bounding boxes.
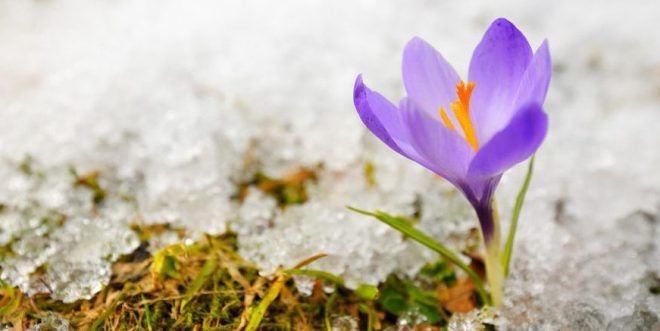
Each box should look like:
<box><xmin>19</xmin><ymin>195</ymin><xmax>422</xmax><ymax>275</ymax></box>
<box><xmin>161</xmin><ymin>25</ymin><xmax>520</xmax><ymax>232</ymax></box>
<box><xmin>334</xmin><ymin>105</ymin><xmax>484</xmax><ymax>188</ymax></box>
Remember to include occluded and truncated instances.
<box><xmin>0</xmin><ymin>161</ymin><xmax>139</xmax><ymax>302</ymax></box>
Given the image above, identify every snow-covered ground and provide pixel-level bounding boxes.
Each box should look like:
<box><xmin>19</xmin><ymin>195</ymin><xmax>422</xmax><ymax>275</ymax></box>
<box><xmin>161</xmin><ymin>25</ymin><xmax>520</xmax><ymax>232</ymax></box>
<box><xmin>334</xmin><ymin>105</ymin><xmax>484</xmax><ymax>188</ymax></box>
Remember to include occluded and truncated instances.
<box><xmin>1</xmin><ymin>0</ymin><xmax>658</xmax><ymax>328</ymax></box>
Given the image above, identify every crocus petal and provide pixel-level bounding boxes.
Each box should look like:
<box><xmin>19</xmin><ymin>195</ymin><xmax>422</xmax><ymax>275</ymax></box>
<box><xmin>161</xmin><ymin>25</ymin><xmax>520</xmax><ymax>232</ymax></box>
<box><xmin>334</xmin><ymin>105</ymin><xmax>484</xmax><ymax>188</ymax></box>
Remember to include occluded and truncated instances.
<box><xmin>402</xmin><ymin>37</ymin><xmax>461</xmax><ymax>118</ymax></box>
<box><xmin>468</xmin><ymin>102</ymin><xmax>547</xmax><ymax>178</ymax></box>
<box><xmin>354</xmin><ymin>74</ymin><xmax>406</xmax><ymax>154</ymax></box>
<box><xmin>399</xmin><ymin>98</ymin><xmax>474</xmax><ymax>183</ymax></box>
<box><xmin>354</xmin><ymin>75</ymin><xmax>428</xmax><ymax>164</ymax></box>
<box><xmin>514</xmin><ymin>40</ymin><xmax>551</xmax><ymax>108</ymax></box>
<box><xmin>468</xmin><ymin>18</ymin><xmax>533</xmax><ymax>144</ymax></box>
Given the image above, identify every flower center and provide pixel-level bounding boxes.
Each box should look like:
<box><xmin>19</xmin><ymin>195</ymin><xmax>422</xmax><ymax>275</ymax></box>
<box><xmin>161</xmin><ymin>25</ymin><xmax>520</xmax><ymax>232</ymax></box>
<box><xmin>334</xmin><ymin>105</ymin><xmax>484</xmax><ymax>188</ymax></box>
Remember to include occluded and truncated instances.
<box><xmin>439</xmin><ymin>81</ymin><xmax>479</xmax><ymax>151</ymax></box>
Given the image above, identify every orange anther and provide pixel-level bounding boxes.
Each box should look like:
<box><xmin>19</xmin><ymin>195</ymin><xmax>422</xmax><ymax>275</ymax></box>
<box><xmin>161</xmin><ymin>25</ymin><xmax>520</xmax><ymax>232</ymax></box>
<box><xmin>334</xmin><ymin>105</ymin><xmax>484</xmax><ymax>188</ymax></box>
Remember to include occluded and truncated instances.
<box><xmin>439</xmin><ymin>81</ymin><xmax>479</xmax><ymax>151</ymax></box>
<box><xmin>439</xmin><ymin>107</ymin><xmax>456</xmax><ymax>131</ymax></box>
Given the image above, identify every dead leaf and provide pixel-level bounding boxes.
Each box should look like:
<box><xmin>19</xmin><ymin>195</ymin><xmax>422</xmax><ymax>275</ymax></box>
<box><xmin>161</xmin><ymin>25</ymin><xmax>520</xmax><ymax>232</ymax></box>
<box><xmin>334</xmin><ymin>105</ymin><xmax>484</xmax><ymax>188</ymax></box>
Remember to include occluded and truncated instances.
<box><xmin>437</xmin><ymin>278</ymin><xmax>477</xmax><ymax>313</ymax></box>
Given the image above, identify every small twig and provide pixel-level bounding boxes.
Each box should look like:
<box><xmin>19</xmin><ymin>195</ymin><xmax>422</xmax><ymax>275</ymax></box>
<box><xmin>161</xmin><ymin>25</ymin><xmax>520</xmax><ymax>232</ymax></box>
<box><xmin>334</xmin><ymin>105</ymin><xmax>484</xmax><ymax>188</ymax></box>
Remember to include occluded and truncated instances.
<box><xmin>292</xmin><ymin>253</ymin><xmax>328</xmax><ymax>269</ymax></box>
<box><xmin>137</xmin><ymin>290</ymin><xmax>246</xmax><ymax>305</ymax></box>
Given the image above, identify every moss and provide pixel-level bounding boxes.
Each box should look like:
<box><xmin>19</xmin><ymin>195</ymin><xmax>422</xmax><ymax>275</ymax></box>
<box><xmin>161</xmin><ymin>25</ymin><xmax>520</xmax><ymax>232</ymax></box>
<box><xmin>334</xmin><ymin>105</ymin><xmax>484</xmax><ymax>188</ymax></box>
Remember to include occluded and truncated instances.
<box><xmin>0</xmin><ymin>230</ymin><xmax>486</xmax><ymax>330</ymax></box>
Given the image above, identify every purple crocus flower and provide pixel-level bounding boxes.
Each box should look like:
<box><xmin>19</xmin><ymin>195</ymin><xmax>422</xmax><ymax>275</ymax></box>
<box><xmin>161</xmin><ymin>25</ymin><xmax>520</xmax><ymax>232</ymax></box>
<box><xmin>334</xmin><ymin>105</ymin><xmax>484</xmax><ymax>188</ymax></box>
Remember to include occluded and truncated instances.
<box><xmin>353</xmin><ymin>18</ymin><xmax>550</xmax><ymax>246</ymax></box>
<box><xmin>354</xmin><ymin>18</ymin><xmax>550</xmax><ymax>305</ymax></box>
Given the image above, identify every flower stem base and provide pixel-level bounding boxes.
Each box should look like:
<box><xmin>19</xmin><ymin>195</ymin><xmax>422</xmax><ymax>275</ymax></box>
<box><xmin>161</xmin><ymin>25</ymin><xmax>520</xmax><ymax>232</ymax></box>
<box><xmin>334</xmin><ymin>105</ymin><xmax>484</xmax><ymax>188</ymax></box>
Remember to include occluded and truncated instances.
<box><xmin>484</xmin><ymin>243</ymin><xmax>504</xmax><ymax>307</ymax></box>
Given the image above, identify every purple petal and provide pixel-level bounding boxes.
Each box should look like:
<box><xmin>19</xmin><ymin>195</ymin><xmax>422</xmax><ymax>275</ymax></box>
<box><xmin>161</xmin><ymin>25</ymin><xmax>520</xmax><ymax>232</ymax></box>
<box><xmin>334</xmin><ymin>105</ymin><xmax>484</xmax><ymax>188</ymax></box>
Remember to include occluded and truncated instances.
<box><xmin>468</xmin><ymin>102</ymin><xmax>547</xmax><ymax>178</ymax></box>
<box><xmin>514</xmin><ymin>40</ymin><xmax>551</xmax><ymax>108</ymax></box>
<box><xmin>353</xmin><ymin>74</ymin><xmax>406</xmax><ymax>154</ymax></box>
<box><xmin>354</xmin><ymin>75</ymin><xmax>429</xmax><ymax>165</ymax></box>
<box><xmin>399</xmin><ymin>98</ymin><xmax>474</xmax><ymax>182</ymax></box>
<box><xmin>402</xmin><ymin>37</ymin><xmax>461</xmax><ymax>117</ymax></box>
<box><xmin>468</xmin><ymin>18</ymin><xmax>533</xmax><ymax>144</ymax></box>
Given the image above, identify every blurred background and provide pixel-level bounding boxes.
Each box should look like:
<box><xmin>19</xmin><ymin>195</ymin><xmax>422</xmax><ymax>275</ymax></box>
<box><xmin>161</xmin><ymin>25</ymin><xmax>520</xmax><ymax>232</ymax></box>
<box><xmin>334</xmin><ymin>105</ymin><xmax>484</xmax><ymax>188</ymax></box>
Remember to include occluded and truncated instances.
<box><xmin>1</xmin><ymin>0</ymin><xmax>658</xmax><ymax>328</ymax></box>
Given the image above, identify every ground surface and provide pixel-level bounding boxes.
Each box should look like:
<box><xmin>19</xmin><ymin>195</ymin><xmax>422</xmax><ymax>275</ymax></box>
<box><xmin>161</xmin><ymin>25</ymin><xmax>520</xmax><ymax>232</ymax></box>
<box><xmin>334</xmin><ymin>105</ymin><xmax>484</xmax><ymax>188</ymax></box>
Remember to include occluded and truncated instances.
<box><xmin>1</xmin><ymin>0</ymin><xmax>659</xmax><ymax>330</ymax></box>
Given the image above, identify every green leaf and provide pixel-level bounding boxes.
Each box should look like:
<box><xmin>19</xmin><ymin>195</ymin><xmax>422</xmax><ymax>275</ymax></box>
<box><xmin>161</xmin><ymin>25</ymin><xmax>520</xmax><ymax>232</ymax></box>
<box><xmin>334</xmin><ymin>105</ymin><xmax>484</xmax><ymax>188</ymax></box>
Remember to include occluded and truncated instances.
<box><xmin>501</xmin><ymin>155</ymin><xmax>535</xmax><ymax>277</ymax></box>
<box><xmin>419</xmin><ymin>260</ymin><xmax>457</xmax><ymax>285</ymax></box>
<box><xmin>355</xmin><ymin>284</ymin><xmax>379</xmax><ymax>301</ymax></box>
<box><xmin>151</xmin><ymin>244</ymin><xmax>185</xmax><ymax>279</ymax></box>
<box><xmin>347</xmin><ymin>206</ymin><xmax>491</xmax><ymax>306</ymax></box>
<box><xmin>377</xmin><ymin>277</ymin><xmax>409</xmax><ymax>316</ymax></box>
<box><xmin>376</xmin><ymin>276</ymin><xmax>443</xmax><ymax>324</ymax></box>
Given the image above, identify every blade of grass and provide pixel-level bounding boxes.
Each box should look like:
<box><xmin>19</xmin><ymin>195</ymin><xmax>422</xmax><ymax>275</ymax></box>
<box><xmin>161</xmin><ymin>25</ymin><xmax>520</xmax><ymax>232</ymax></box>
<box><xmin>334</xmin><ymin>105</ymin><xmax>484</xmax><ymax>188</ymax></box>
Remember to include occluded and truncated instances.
<box><xmin>243</xmin><ymin>253</ymin><xmax>328</xmax><ymax>330</ymax></box>
<box><xmin>501</xmin><ymin>155</ymin><xmax>535</xmax><ymax>277</ymax></box>
<box><xmin>324</xmin><ymin>292</ymin><xmax>337</xmax><ymax>331</ymax></box>
<box><xmin>245</xmin><ymin>275</ymin><xmax>286</xmax><ymax>331</ymax></box>
<box><xmin>0</xmin><ymin>284</ymin><xmax>21</xmax><ymax>316</ymax></box>
<box><xmin>91</xmin><ymin>293</ymin><xmax>124</xmax><ymax>331</ymax></box>
<box><xmin>359</xmin><ymin>303</ymin><xmax>377</xmax><ymax>331</ymax></box>
<box><xmin>347</xmin><ymin>206</ymin><xmax>491</xmax><ymax>306</ymax></box>
<box><xmin>283</xmin><ymin>268</ymin><xmax>345</xmax><ymax>287</ymax></box>
<box><xmin>284</xmin><ymin>268</ymin><xmax>379</xmax><ymax>300</ymax></box>
<box><xmin>181</xmin><ymin>258</ymin><xmax>218</xmax><ymax>311</ymax></box>
<box><xmin>142</xmin><ymin>294</ymin><xmax>154</xmax><ymax>331</ymax></box>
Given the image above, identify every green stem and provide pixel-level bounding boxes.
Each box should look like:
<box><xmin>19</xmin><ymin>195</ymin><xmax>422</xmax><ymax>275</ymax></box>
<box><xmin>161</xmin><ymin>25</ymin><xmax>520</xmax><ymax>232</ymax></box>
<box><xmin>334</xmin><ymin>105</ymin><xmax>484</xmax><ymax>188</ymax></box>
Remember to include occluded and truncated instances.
<box><xmin>482</xmin><ymin>199</ymin><xmax>503</xmax><ymax>306</ymax></box>
<box><xmin>484</xmin><ymin>245</ymin><xmax>504</xmax><ymax>307</ymax></box>
<box><xmin>501</xmin><ymin>155</ymin><xmax>535</xmax><ymax>277</ymax></box>
<box><xmin>347</xmin><ymin>206</ymin><xmax>492</xmax><ymax>306</ymax></box>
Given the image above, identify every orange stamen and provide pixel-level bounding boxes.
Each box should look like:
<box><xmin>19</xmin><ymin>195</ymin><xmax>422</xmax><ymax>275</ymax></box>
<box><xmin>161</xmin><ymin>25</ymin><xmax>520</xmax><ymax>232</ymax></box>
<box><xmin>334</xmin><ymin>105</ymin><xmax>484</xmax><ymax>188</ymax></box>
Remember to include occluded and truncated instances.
<box><xmin>438</xmin><ymin>107</ymin><xmax>456</xmax><ymax>131</ymax></box>
<box><xmin>438</xmin><ymin>81</ymin><xmax>479</xmax><ymax>151</ymax></box>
